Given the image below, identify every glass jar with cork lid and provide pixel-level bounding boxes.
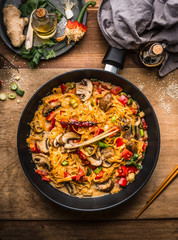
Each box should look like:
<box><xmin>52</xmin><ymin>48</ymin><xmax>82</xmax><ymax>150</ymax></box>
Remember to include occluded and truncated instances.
<box><xmin>139</xmin><ymin>42</ymin><xmax>166</xmax><ymax>67</ymax></box>
<box><xmin>32</xmin><ymin>8</ymin><xmax>57</xmax><ymax>39</ymax></box>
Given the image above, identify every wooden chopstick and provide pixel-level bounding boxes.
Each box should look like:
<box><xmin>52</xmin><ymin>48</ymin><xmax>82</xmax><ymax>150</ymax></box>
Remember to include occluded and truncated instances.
<box><xmin>146</xmin><ymin>165</ymin><xmax>178</xmax><ymax>203</ymax></box>
<box><xmin>136</xmin><ymin>165</ymin><xmax>178</xmax><ymax>218</ymax></box>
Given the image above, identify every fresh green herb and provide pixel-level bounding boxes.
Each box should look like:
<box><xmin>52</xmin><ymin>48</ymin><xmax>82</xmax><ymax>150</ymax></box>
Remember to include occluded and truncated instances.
<box><xmin>45</xmin><ymin>50</ymin><xmax>56</xmax><ymax>60</ymax></box>
<box><xmin>11</xmin><ymin>83</ymin><xmax>18</xmax><ymax>91</ymax></box>
<box><xmin>61</xmin><ymin>160</ymin><xmax>68</xmax><ymax>166</ymax></box>
<box><xmin>99</xmin><ymin>142</ymin><xmax>109</xmax><ymax>148</ymax></box>
<box><xmin>0</xmin><ymin>93</ymin><xmax>7</xmax><ymax>101</ymax></box>
<box><xmin>16</xmin><ymin>89</ymin><xmax>25</xmax><ymax>97</ymax></box>
<box><xmin>8</xmin><ymin>93</ymin><xmax>16</xmax><ymax>100</ymax></box>
<box><xmin>19</xmin><ymin>0</ymin><xmax>47</xmax><ymax>17</ymax></box>
<box><xmin>94</xmin><ymin>166</ymin><xmax>102</xmax><ymax>174</ymax></box>
<box><xmin>42</xmin><ymin>38</ymin><xmax>58</xmax><ymax>47</ymax></box>
<box><xmin>86</xmin><ymin>168</ymin><xmax>92</xmax><ymax>176</ymax></box>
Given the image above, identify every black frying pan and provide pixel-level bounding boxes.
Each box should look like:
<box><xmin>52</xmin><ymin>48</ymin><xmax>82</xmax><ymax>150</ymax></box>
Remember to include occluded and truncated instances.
<box><xmin>17</xmin><ymin>48</ymin><xmax>160</xmax><ymax>211</ymax></box>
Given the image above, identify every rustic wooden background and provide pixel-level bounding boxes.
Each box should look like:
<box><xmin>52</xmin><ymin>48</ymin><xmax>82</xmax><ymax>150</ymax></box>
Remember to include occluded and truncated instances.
<box><xmin>0</xmin><ymin>1</ymin><xmax>178</xmax><ymax>239</ymax></box>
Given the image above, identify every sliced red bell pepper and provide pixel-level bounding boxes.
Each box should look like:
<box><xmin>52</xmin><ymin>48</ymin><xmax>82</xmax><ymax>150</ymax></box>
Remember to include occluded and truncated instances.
<box><xmin>49</xmin><ymin>99</ymin><xmax>58</xmax><ymax>103</ymax></box>
<box><xmin>126</xmin><ymin>166</ymin><xmax>137</xmax><ymax>173</ymax></box>
<box><xmin>76</xmin><ymin>149</ymin><xmax>87</xmax><ymax>160</ymax></box>
<box><xmin>121</xmin><ymin>166</ymin><xmax>128</xmax><ymax>176</ymax></box>
<box><xmin>142</xmin><ymin>142</ymin><xmax>147</xmax><ymax>152</ymax></box>
<box><xmin>76</xmin><ymin>167</ymin><xmax>85</xmax><ymax>181</ymax></box>
<box><xmin>119</xmin><ymin>177</ymin><xmax>127</xmax><ymax>187</ymax></box>
<box><xmin>49</xmin><ymin>118</ymin><xmax>56</xmax><ymax>131</ymax></box>
<box><xmin>41</xmin><ymin>176</ymin><xmax>51</xmax><ymax>182</ymax></box>
<box><xmin>121</xmin><ymin>149</ymin><xmax>133</xmax><ymax>160</ymax></box>
<box><xmin>35</xmin><ymin>142</ymin><xmax>41</xmax><ymax>153</ymax></box>
<box><xmin>61</xmin><ymin>84</ymin><xmax>66</xmax><ymax>94</ymax></box>
<box><xmin>64</xmin><ymin>171</ymin><xmax>69</xmax><ymax>178</ymax></box>
<box><xmin>94</xmin><ymin>128</ymin><xmax>104</xmax><ymax>136</ymax></box>
<box><xmin>97</xmin><ymin>87</ymin><xmax>103</xmax><ymax>94</ymax></box>
<box><xmin>142</xmin><ymin>118</ymin><xmax>148</xmax><ymax>130</ymax></box>
<box><xmin>118</xmin><ymin>169</ymin><xmax>124</xmax><ymax>177</ymax></box>
<box><xmin>116</xmin><ymin>137</ymin><xmax>124</xmax><ymax>147</ymax></box>
<box><xmin>95</xmin><ymin>170</ymin><xmax>104</xmax><ymax>180</ymax></box>
<box><xmin>71</xmin><ymin>175</ymin><xmax>76</xmax><ymax>180</ymax></box>
<box><xmin>35</xmin><ymin>169</ymin><xmax>48</xmax><ymax>176</ymax></box>
<box><xmin>92</xmin><ymin>82</ymin><xmax>99</xmax><ymax>87</ymax></box>
<box><xmin>130</xmin><ymin>107</ymin><xmax>137</xmax><ymax>114</ymax></box>
<box><xmin>118</xmin><ymin>95</ymin><xmax>128</xmax><ymax>106</ymax></box>
<box><xmin>46</xmin><ymin>111</ymin><xmax>56</xmax><ymax>121</ymax></box>
<box><xmin>110</xmin><ymin>86</ymin><xmax>123</xmax><ymax>95</ymax></box>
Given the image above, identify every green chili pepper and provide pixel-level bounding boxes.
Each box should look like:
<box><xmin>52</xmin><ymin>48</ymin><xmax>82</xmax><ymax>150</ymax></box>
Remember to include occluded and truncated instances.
<box><xmin>128</xmin><ymin>98</ymin><xmax>133</xmax><ymax>105</ymax></box>
<box><xmin>99</xmin><ymin>142</ymin><xmax>109</xmax><ymax>148</ymax></box>
<box><xmin>16</xmin><ymin>88</ymin><xmax>25</xmax><ymax>96</ymax></box>
<box><xmin>94</xmin><ymin>166</ymin><xmax>102</xmax><ymax>174</ymax></box>
<box><xmin>11</xmin><ymin>83</ymin><xmax>18</xmax><ymax>91</ymax></box>
<box><xmin>140</xmin><ymin>129</ymin><xmax>144</xmax><ymax>137</ymax></box>
<box><xmin>0</xmin><ymin>93</ymin><xmax>6</xmax><ymax>101</ymax></box>
<box><xmin>111</xmin><ymin>115</ymin><xmax>117</xmax><ymax>123</ymax></box>
<box><xmin>86</xmin><ymin>168</ymin><xmax>92</xmax><ymax>176</ymax></box>
<box><xmin>8</xmin><ymin>93</ymin><xmax>16</xmax><ymax>100</ymax></box>
<box><xmin>61</xmin><ymin>160</ymin><xmax>69</xmax><ymax>166</ymax></box>
<box><xmin>77</xmin><ymin>1</ymin><xmax>96</xmax><ymax>23</ymax></box>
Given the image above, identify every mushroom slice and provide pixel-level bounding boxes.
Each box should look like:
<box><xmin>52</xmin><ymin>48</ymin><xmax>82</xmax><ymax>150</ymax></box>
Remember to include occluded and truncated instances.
<box><xmin>54</xmin><ymin>132</ymin><xmax>80</xmax><ymax>147</ymax></box>
<box><xmin>42</xmin><ymin>101</ymin><xmax>61</xmax><ymax>117</ymax></box>
<box><xmin>53</xmin><ymin>134</ymin><xmax>63</xmax><ymax>147</ymax></box>
<box><xmin>87</xmin><ymin>156</ymin><xmax>102</xmax><ymax>167</ymax></box>
<box><xmin>102</xmin><ymin>160</ymin><xmax>112</xmax><ymax>168</ymax></box>
<box><xmin>76</xmin><ymin>79</ymin><xmax>93</xmax><ymax>102</ymax></box>
<box><xmin>96</xmin><ymin>179</ymin><xmax>114</xmax><ymax>192</ymax></box>
<box><xmin>37</xmin><ymin>133</ymin><xmax>50</xmax><ymax>154</ymax></box>
<box><xmin>99</xmin><ymin>93</ymin><xmax>112</xmax><ymax>112</ymax></box>
<box><xmin>65</xmin><ymin>182</ymin><xmax>76</xmax><ymax>195</ymax></box>
<box><xmin>31</xmin><ymin>120</ymin><xmax>43</xmax><ymax>133</ymax></box>
<box><xmin>32</xmin><ymin>153</ymin><xmax>51</xmax><ymax>170</ymax></box>
<box><xmin>101</xmin><ymin>147</ymin><xmax>115</xmax><ymax>160</ymax></box>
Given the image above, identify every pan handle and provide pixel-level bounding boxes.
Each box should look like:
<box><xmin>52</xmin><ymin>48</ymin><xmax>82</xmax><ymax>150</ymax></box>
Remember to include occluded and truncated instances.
<box><xmin>102</xmin><ymin>47</ymin><xmax>126</xmax><ymax>74</ymax></box>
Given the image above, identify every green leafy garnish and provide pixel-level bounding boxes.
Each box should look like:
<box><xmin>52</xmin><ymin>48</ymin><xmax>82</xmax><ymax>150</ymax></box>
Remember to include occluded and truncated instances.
<box><xmin>19</xmin><ymin>0</ymin><xmax>47</xmax><ymax>17</ymax></box>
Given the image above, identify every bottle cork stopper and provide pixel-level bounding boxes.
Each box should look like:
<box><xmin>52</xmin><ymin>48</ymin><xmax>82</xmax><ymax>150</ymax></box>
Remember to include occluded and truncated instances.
<box><xmin>36</xmin><ymin>8</ymin><xmax>46</xmax><ymax>18</ymax></box>
<box><xmin>152</xmin><ymin>44</ymin><xmax>163</xmax><ymax>55</ymax></box>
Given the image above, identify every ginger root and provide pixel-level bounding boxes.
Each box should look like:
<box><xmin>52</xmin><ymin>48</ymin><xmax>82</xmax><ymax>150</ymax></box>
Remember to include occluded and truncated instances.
<box><xmin>3</xmin><ymin>4</ymin><xmax>28</xmax><ymax>48</ymax></box>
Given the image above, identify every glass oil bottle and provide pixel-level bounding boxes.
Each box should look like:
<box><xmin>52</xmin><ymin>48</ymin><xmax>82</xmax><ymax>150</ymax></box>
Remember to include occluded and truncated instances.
<box><xmin>32</xmin><ymin>8</ymin><xmax>57</xmax><ymax>39</ymax></box>
<box><xmin>139</xmin><ymin>42</ymin><xmax>166</xmax><ymax>67</ymax></box>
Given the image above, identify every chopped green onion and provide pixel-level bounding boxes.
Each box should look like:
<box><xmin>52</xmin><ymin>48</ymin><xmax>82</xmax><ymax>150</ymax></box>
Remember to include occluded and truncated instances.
<box><xmin>94</xmin><ymin>166</ymin><xmax>102</xmax><ymax>174</ymax></box>
<box><xmin>8</xmin><ymin>93</ymin><xmax>16</xmax><ymax>100</ymax></box>
<box><xmin>11</xmin><ymin>83</ymin><xmax>18</xmax><ymax>91</ymax></box>
<box><xmin>120</xmin><ymin>92</ymin><xmax>127</xmax><ymax>96</ymax></box>
<box><xmin>86</xmin><ymin>168</ymin><xmax>92</xmax><ymax>176</ymax></box>
<box><xmin>130</xmin><ymin>153</ymin><xmax>139</xmax><ymax>161</ymax></box>
<box><xmin>128</xmin><ymin>98</ymin><xmax>133</xmax><ymax>105</ymax></box>
<box><xmin>134</xmin><ymin>163</ymin><xmax>143</xmax><ymax>170</ymax></box>
<box><xmin>16</xmin><ymin>88</ymin><xmax>25</xmax><ymax>96</ymax></box>
<box><xmin>0</xmin><ymin>93</ymin><xmax>6</xmax><ymax>101</ymax></box>
<box><xmin>72</xmin><ymin>102</ymin><xmax>78</xmax><ymax>108</ymax></box>
<box><xmin>140</xmin><ymin>129</ymin><xmax>144</xmax><ymax>137</ymax></box>
<box><xmin>111</xmin><ymin>115</ymin><xmax>117</xmax><ymax>123</ymax></box>
<box><xmin>70</xmin><ymin>98</ymin><xmax>78</xmax><ymax>108</ymax></box>
<box><xmin>61</xmin><ymin>160</ymin><xmax>68</xmax><ymax>166</ymax></box>
<box><xmin>99</xmin><ymin>142</ymin><xmax>109</xmax><ymax>148</ymax></box>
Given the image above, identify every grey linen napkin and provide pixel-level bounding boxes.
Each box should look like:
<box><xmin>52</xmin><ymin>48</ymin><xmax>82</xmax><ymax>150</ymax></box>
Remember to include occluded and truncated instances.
<box><xmin>97</xmin><ymin>0</ymin><xmax>178</xmax><ymax>77</ymax></box>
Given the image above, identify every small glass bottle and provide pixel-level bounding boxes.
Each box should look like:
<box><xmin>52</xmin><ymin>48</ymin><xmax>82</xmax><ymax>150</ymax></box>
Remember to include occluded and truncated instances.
<box><xmin>32</xmin><ymin>8</ymin><xmax>57</xmax><ymax>39</ymax></box>
<box><xmin>139</xmin><ymin>42</ymin><xmax>166</xmax><ymax>67</ymax></box>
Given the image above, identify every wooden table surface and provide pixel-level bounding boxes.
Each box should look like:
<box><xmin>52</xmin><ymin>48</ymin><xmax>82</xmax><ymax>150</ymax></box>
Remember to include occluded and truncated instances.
<box><xmin>0</xmin><ymin>1</ymin><xmax>178</xmax><ymax>239</ymax></box>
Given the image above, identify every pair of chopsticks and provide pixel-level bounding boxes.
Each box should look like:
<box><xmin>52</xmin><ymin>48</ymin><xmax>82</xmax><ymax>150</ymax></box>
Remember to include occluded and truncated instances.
<box><xmin>65</xmin><ymin>127</ymin><xmax>119</xmax><ymax>149</ymax></box>
<box><xmin>136</xmin><ymin>165</ymin><xmax>178</xmax><ymax>218</ymax></box>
